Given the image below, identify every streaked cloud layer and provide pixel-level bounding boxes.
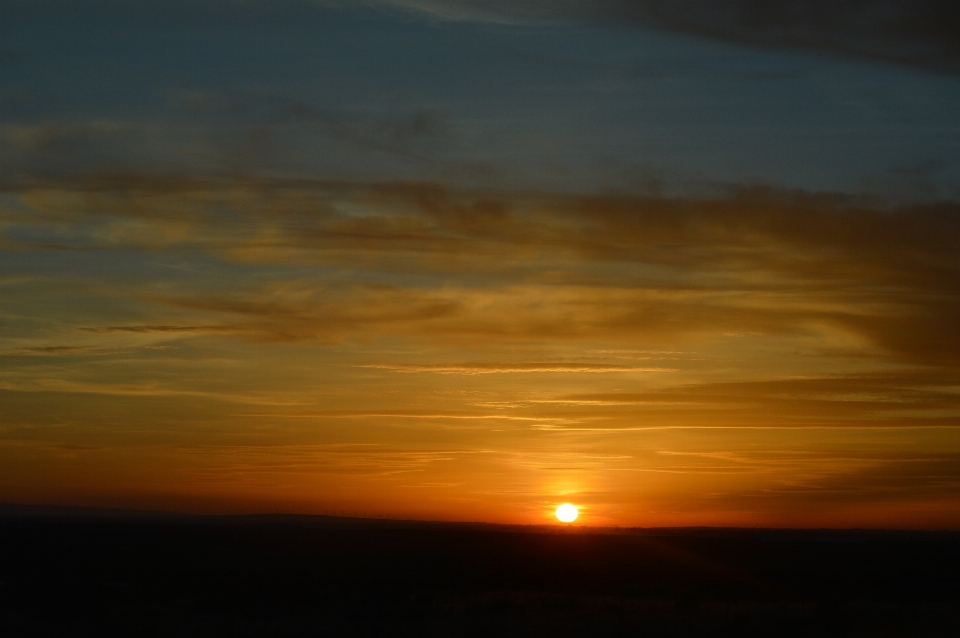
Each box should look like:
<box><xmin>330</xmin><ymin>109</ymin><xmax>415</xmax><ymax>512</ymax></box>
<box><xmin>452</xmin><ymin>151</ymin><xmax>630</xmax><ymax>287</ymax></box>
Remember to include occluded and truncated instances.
<box><xmin>1</xmin><ymin>1</ymin><xmax>958</xmax><ymax>527</ymax></box>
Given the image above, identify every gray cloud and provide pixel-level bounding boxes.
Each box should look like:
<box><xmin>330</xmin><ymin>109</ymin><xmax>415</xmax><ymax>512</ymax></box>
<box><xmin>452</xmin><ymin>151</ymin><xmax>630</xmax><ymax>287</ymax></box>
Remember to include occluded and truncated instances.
<box><xmin>380</xmin><ymin>1</ymin><xmax>960</xmax><ymax>73</ymax></box>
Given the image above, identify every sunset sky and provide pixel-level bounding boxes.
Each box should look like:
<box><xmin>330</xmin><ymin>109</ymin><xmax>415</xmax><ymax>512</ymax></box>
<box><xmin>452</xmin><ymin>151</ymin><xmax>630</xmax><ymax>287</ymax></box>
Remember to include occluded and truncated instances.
<box><xmin>2</xmin><ymin>0</ymin><xmax>960</xmax><ymax>528</ymax></box>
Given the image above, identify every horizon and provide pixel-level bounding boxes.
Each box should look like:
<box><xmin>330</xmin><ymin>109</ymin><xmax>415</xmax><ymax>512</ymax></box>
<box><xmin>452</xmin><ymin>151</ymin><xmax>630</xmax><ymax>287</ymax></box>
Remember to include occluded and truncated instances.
<box><xmin>7</xmin><ymin>501</ymin><xmax>960</xmax><ymax>537</ymax></box>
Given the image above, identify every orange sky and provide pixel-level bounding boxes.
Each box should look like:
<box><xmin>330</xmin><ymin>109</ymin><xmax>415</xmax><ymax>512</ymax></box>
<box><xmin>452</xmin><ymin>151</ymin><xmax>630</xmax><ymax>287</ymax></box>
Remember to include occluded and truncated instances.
<box><xmin>3</xmin><ymin>181</ymin><xmax>959</xmax><ymax>528</ymax></box>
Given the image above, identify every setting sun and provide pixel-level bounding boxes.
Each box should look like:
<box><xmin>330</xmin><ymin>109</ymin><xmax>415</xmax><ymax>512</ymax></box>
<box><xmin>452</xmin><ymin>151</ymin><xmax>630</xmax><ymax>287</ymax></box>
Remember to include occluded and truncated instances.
<box><xmin>555</xmin><ymin>504</ymin><xmax>578</xmax><ymax>523</ymax></box>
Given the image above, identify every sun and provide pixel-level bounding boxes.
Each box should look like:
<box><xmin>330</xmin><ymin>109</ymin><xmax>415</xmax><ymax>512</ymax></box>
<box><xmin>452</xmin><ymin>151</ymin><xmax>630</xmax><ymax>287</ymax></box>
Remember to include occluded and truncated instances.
<box><xmin>555</xmin><ymin>503</ymin><xmax>578</xmax><ymax>523</ymax></box>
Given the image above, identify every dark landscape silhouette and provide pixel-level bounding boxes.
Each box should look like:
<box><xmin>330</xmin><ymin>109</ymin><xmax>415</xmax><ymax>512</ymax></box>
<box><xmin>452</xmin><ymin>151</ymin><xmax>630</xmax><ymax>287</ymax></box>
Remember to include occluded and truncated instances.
<box><xmin>2</xmin><ymin>504</ymin><xmax>958</xmax><ymax>636</ymax></box>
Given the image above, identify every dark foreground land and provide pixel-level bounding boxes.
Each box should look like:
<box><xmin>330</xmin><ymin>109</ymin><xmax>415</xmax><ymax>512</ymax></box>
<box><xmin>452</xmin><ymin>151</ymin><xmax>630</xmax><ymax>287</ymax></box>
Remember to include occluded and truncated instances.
<box><xmin>2</xmin><ymin>506</ymin><xmax>959</xmax><ymax>637</ymax></box>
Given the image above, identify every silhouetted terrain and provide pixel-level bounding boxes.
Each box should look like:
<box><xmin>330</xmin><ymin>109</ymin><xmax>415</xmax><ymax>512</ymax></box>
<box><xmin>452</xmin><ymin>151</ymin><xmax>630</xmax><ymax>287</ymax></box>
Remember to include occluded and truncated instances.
<box><xmin>2</xmin><ymin>506</ymin><xmax>959</xmax><ymax>636</ymax></box>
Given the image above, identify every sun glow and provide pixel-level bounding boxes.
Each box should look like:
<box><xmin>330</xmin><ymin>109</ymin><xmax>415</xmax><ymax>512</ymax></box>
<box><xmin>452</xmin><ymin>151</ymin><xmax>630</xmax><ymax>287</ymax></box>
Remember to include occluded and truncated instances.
<box><xmin>555</xmin><ymin>503</ymin><xmax>578</xmax><ymax>523</ymax></box>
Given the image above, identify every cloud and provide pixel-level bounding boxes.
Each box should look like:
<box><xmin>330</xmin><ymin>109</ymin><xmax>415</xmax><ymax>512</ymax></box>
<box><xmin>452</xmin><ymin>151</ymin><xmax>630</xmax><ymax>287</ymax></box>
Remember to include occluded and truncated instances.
<box><xmin>726</xmin><ymin>452</ymin><xmax>960</xmax><ymax>507</ymax></box>
<box><xmin>0</xmin><ymin>100</ymin><xmax>469</xmax><ymax>190</ymax></box>
<box><xmin>234</xmin><ymin>410</ymin><xmax>565</xmax><ymax>423</ymax></box>
<box><xmin>275</xmin><ymin>103</ymin><xmax>456</xmax><ymax>158</ymax></box>
<box><xmin>16</xmin><ymin>346</ymin><xmax>95</xmax><ymax>355</ymax></box>
<box><xmin>80</xmin><ymin>325</ymin><xmax>236</xmax><ymax>334</ymax></box>
<box><xmin>545</xmin><ymin>369</ymin><xmax>960</xmax><ymax>430</ymax></box>
<box><xmin>358</xmin><ymin>362</ymin><xmax>675</xmax><ymax>374</ymax></box>
<box><xmin>0</xmin><ymin>120</ymin><xmax>178</xmax><ymax>180</ymax></box>
<box><xmin>378</xmin><ymin>1</ymin><xmax>960</xmax><ymax>73</ymax></box>
<box><xmin>4</xmin><ymin>173</ymin><xmax>960</xmax><ymax>367</ymax></box>
<box><xmin>0</xmin><ymin>377</ymin><xmax>298</xmax><ymax>404</ymax></box>
<box><xmin>156</xmin><ymin>280</ymin><xmax>831</xmax><ymax>350</ymax></box>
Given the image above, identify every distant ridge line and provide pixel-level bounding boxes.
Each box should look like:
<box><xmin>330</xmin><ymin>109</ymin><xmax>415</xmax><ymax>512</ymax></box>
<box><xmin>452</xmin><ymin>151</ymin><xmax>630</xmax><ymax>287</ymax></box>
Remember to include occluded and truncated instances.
<box><xmin>1</xmin><ymin>503</ymin><xmax>957</xmax><ymax>538</ymax></box>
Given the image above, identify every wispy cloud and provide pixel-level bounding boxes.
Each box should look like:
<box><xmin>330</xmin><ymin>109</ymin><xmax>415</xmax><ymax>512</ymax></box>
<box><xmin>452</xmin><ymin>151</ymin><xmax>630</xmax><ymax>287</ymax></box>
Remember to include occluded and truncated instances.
<box><xmin>0</xmin><ymin>378</ymin><xmax>298</xmax><ymax>405</ymax></box>
<box><xmin>15</xmin><ymin>345</ymin><xmax>96</xmax><ymax>355</ymax></box>
<box><xmin>233</xmin><ymin>410</ymin><xmax>570</xmax><ymax>423</ymax></box>
<box><xmin>358</xmin><ymin>363</ymin><xmax>675</xmax><ymax>374</ymax></box>
<box><xmin>532</xmin><ymin>370</ymin><xmax>960</xmax><ymax>431</ymax></box>
<box><xmin>80</xmin><ymin>325</ymin><xmax>237</xmax><ymax>334</ymax></box>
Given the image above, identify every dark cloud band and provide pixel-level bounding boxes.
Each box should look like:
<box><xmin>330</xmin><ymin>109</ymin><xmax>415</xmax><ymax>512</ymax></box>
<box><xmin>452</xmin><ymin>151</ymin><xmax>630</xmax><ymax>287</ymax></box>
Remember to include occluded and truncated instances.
<box><xmin>385</xmin><ymin>1</ymin><xmax>960</xmax><ymax>73</ymax></box>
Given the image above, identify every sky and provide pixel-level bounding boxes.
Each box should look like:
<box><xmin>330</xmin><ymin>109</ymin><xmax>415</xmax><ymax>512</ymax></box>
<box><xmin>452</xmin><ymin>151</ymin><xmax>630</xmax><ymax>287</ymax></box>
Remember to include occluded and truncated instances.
<box><xmin>2</xmin><ymin>0</ymin><xmax>960</xmax><ymax>528</ymax></box>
